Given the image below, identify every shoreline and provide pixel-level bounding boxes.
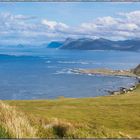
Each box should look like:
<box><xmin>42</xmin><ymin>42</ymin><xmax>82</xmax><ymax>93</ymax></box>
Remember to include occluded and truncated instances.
<box><xmin>1</xmin><ymin>67</ymin><xmax>140</xmax><ymax>138</ymax></box>
<box><xmin>71</xmin><ymin>68</ymin><xmax>137</xmax><ymax>78</ymax></box>
<box><xmin>71</xmin><ymin>68</ymin><xmax>140</xmax><ymax>96</ymax></box>
<box><xmin>1</xmin><ymin>73</ymin><xmax>139</xmax><ymax>101</ymax></box>
<box><xmin>3</xmin><ymin>83</ymin><xmax>140</xmax><ymax>138</ymax></box>
<box><xmin>108</xmin><ymin>82</ymin><xmax>140</xmax><ymax>96</ymax></box>
<box><xmin>1</xmin><ymin>68</ymin><xmax>139</xmax><ymax>101</ymax></box>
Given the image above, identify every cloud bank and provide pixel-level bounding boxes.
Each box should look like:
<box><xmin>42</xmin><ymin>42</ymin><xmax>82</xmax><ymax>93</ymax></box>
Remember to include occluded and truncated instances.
<box><xmin>0</xmin><ymin>11</ymin><xmax>140</xmax><ymax>45</ymax></box>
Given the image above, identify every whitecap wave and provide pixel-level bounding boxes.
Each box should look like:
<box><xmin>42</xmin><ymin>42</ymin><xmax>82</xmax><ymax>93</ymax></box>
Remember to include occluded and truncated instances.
<box><xmin>57</xmin><ymin>61</ymin><xmax>89</xmax><ymax>65</ymax></box>
<box><xmin>54</xmin><ymin>68</ymin><xmax>76</xmax><ymax>75</ymax></box>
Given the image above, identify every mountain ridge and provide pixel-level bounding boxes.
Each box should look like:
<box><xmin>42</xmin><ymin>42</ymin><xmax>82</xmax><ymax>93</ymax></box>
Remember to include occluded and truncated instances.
<box><xmin>57</xmin><ymin>38</ymin><xmax>140</xmax><ymax>51</ymax></box>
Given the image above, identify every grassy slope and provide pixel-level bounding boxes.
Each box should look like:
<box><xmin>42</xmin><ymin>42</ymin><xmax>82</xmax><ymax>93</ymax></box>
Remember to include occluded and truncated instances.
<box><xmin>4</xmin><ymin>85</ymin><xmax>140</xmax><ymax>138</ymax></box>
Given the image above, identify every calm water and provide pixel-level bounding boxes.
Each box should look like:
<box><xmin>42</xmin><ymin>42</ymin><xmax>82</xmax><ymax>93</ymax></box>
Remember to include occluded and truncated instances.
<box><xmin>0</xmin><ymin>48</ymin><xmax>139</xmax><ymax>100</ymax></box>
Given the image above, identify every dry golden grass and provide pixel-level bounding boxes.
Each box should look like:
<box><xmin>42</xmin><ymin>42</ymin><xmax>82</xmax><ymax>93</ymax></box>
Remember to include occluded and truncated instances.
<box><xmin>0</xmin><ymin>100</ymin><xmax>37</xmax><ymax>138</ymax></box>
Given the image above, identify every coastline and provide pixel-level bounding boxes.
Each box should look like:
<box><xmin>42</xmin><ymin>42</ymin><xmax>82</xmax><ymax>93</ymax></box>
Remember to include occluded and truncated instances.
<box><xmin>1</xmin><ymin>67</ymin><xmax>140</xmax><ymax>138</ymax></box>
<box><xmin>71</xmin><ymin>68</ymin><xmax>140</xmax><ymax>96</ymax></box>
<box><xmin>108</xmin><ymin>82</ymin><xmax>140</xmax><ymax>96</ymax></box>
<box><xmin>71</xmin><ymin>68</ymin><xmax>137</xmax><ymax>78</ymax></box>
<box><xmin>3</xmin><ymin>84</ymin><xmax>140</xmax><ymax>138</ymax></box>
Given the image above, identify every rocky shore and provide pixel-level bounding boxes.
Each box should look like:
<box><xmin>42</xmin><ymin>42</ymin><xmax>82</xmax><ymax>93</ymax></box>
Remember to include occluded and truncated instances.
<box><xmin>107</xmin><ymin>82</ymin><xmax>140</xmax><ymax>96</ymax></box>
<box><xmin>71</xmin><ymin>66</ymin><xmax>140</xmax><ymax>96</ymax></box>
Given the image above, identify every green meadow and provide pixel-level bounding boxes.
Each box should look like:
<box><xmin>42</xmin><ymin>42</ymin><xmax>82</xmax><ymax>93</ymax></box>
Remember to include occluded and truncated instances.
<box><xmin>0</xmin><ymin>84</ymin><xmax>139</xmax><ymax>138</ymax></box>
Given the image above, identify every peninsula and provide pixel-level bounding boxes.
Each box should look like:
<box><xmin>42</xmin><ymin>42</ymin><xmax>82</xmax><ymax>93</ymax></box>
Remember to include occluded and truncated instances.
<box><xmin>71</xmin><ymin>65</ymin><xmax>140</xmax><ymax>95</ymax></box>
<box><xmin>71</xmin><ymin>68</ymin><xmax>137</xmax><ymax>77</ymax></box>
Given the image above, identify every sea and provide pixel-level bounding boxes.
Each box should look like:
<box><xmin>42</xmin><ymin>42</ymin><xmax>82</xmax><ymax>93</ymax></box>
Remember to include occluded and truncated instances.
<box><xmin>0</xmin><ymin>47</ymin><xmax>139</xmax><ymax>100</ymax></box>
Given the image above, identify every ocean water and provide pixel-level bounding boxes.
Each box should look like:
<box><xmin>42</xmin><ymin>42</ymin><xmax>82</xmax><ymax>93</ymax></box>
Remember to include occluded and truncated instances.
<box><xmin>0</xmin><ymin>48</ymin><xmax>139</xmax><ymax>100</ymax></box>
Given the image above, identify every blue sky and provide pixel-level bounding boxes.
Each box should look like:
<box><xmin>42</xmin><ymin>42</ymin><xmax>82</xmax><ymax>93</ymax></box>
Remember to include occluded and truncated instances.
<box><xmin>0</xmin><ymin>2</ymin><xmax>140</xmax><ymax>45</ymax></box>
<box><xmin>1</xmin><ymin>2</ymin><xmax>140</xmax><ymax>25</ymax></box>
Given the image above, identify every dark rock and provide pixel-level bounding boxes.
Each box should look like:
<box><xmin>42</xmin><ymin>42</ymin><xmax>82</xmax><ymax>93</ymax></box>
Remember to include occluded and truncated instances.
<box><xmin>133</xmin><ymin>64</ymin><xmax>140</xmax><ymax>76</ymax></box>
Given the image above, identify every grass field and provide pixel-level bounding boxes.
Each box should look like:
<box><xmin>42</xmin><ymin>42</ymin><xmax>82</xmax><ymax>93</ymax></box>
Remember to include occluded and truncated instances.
<box><xmin>0</xmin><ymin>85</ymin><xmax>140</xmax><ymax>138</ymax></box>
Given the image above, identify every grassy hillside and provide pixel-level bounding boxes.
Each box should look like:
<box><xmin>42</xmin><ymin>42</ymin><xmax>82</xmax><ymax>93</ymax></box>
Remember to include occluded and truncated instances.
<box><xmin>0</xmin><ymin>84</ymin><xmax>139</xmax><ymax>138</ymax></box>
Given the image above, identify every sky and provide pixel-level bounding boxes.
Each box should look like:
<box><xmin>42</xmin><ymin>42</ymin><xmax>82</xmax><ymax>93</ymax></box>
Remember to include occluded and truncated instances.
<box><xmin>0</xmin><ymin>2</ymin><xmax>140</xmax><ymax>45</ymax></box>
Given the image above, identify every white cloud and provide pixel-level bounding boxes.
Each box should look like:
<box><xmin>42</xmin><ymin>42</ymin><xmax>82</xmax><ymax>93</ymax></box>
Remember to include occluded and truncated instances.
<box><xmin>96</xmin><ymin>16</ymin><xmax>118</xmax><ymax>26</ymax></box>
<box><xmin>119</xmin><ymin>10</ymin><xmax>140</xmax><ymax>19</ymax></box>
<box><xmin>118</xmin><ymin>10</ymin><xmax>140</xmax><ymax>25</ymax></box>
<box><xmin>42</xmin><ymin>19</ymin><xmax>69</xmax><ymax>30</ymax></box>
<box><xmin>0</xmin><ymin>11</ymin><xmax>140</xmax><ymax>45</ymax></box>
<box><xmin>118</xmin><ymin>23</ymin><xmax>138</xmax><ymax>31</ymax></box>
<box><xmin>0</xmin><ymin>12</ymin><xmax>70</xmax><ymax>44</ymax></box>
<box><xmin>77</xmin><ymin>10</ymin><xmax>140</xmax><ymax>40</ymax></box>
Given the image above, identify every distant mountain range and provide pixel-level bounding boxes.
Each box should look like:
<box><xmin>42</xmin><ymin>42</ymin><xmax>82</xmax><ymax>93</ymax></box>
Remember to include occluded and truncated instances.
<box><xmin>1</xmin><ymin>38</ymin><xmax>140</xmax><ymax>52</ymax></box>
<box><xmin>47</xmin><ymin>38</ymin><xmax>140</xmax><ymax>52</ymax></box>
<box><xmin>0</xmin><ymin>44</ymin><xmax>41</xmax><ymax>48</ymax></box>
